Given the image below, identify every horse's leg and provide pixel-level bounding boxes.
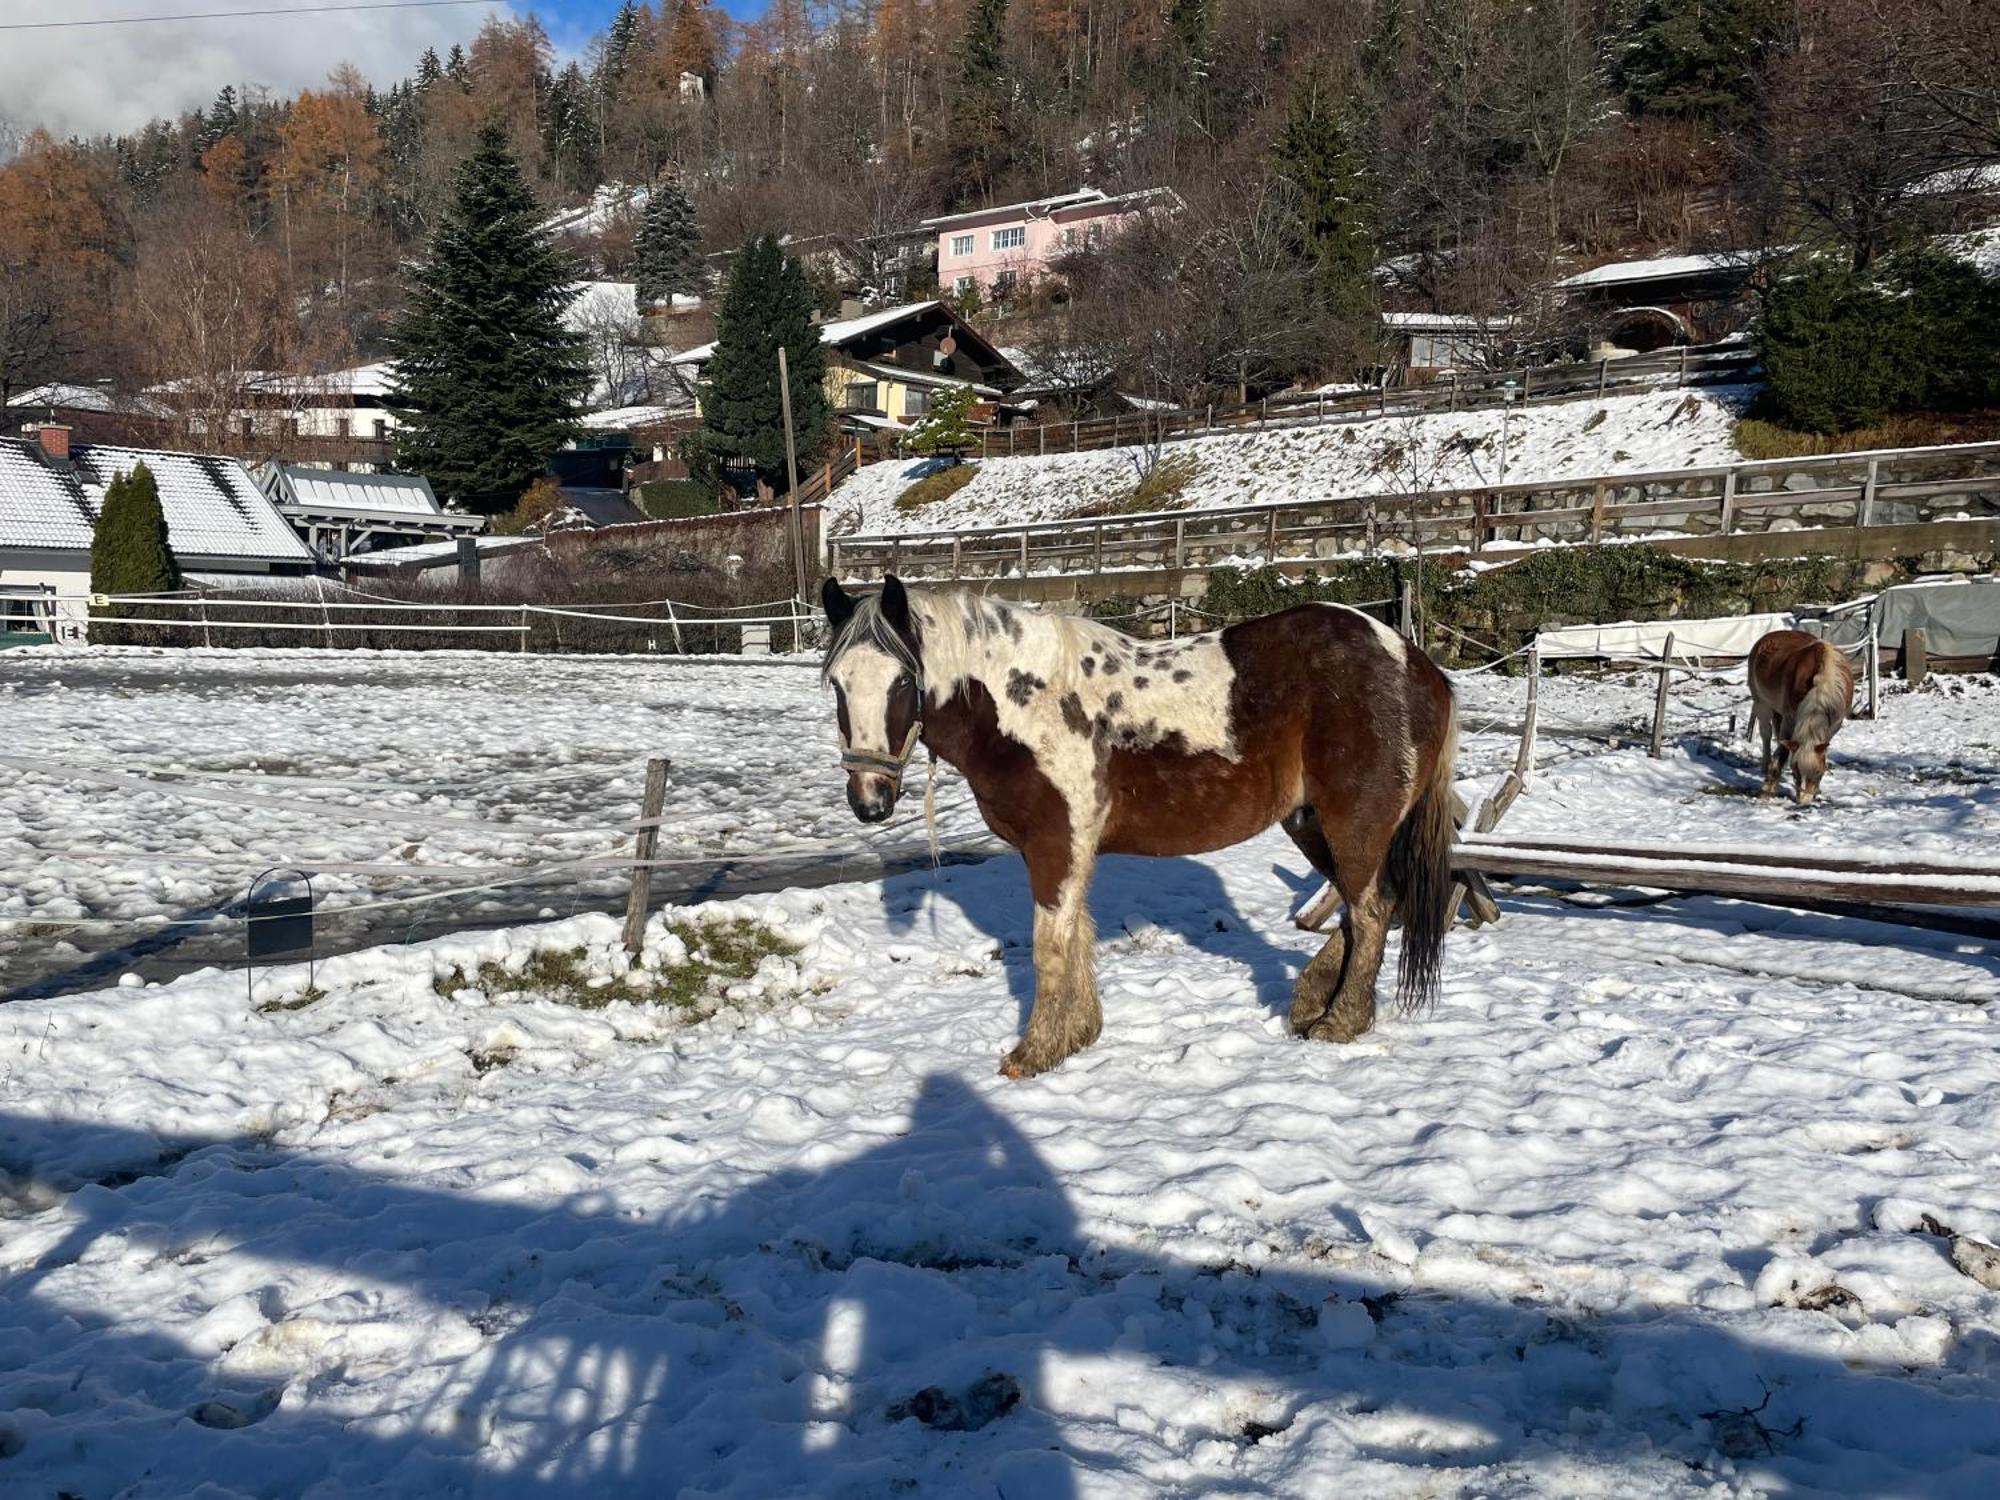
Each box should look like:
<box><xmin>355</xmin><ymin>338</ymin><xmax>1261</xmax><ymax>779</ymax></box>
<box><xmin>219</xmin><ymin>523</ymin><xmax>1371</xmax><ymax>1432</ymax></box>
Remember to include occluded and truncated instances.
<box><xmin>1293</xmin><ymin>801</ymin><xmax>1400</xmax><ymax>1043</ymax></box>
<box><xmin>1002</xmin><ymin>839</ymin><xmax>1102</xmax><ymax>1079</ymax></box>
<box><xmin>1281</xmin><ymin>805</ymin><xmax>1344</xmax><ymax>934</ymax></box>
<box><xmin>1756</xmin><ymin>708</ymin><xmax>1781</xmax><ymax>798</ymax></box>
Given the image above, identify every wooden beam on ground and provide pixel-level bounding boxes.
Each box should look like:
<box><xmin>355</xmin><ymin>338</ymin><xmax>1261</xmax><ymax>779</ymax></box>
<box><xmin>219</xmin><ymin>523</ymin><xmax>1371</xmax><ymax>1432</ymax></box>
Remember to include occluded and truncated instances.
<box><xmin>1452</xmin><ymin>840</ymin><xmax>2000</xmax><ymax>910</ymax></box>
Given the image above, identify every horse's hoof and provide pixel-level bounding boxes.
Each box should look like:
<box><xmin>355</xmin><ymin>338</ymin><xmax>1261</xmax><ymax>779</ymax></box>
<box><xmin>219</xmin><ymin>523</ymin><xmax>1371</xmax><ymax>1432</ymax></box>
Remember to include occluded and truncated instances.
<box><xmin>999</xmin><ymin>1048</ymin><xmax>1049</xmax><ymax>1079</ymax></box>
<box><xmin>1306</xmin><ymin>1013</ymin><xmax>1371</xmax><ymax>1044</ymax></box>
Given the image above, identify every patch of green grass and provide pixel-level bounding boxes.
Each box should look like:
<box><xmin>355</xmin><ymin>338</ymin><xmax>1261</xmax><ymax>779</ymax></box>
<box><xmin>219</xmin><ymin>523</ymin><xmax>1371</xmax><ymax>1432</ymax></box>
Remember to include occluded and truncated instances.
<box><xmin>895</xmin><ymin>463</ymin><xmax>978</xmax><ymax>513</ymax></box>
<box><xmin>257</xmin><ymin>984</ymin><xmax>326</xmax><ymax>1014</ymax></box>
<box><xmin>1582</xmin><ymin>409</ymin><xmax>1607</xmax><ymax>433</ymax></box>
<box><xmin>1734</xmin><ymin>409</ymin><xmax>2000</xmax><ymax>461</ymax></box>
<box><xmin>432</xmin><ymin>918</ymin><xmax>800</xmax><ymax>1015</ymax></box>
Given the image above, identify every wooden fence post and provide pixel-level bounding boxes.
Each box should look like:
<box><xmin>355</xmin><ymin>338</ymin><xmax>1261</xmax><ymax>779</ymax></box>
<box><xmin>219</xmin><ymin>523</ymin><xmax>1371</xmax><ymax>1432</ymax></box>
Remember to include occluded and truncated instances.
<box><xmin>622</xmin><ymin>757</ymin><xmax>671</xmax><ymax>960</ymax></box>
<box><xmin>1865</xmin><ymin>607</ymin><xmax>1881</xmax><ymax>720</ymax></box>
<box><xmin>1649</xmin><ymin>631</ymin><xmax>1677</xmax><ymax>758</ymax></box>
<box><xmin>1039</xmin><ymin>425</ymin><xmax>1046</xmax><ymax>457</ymax></box>
<box><xmin>1020</xmin><ymin>530</ymin><xmax>1030</xmax><ymax>576</ymax></box>
<box><xmin>1860</xmin><ymin>456</ymin><xmax>1879</xmax><ymax>527</ymax></box>
<box><xmin>1678</xmin><ymin>344</ymin><xmax>1689</xmax><ymax>386</ymax></box>
<box><xmin>1173</xmin><ymin>516</ymin><xmax>1185</xmax><ymax>568</ymax></box>
<box><xmin>1903</xmin><ymin>627</ymin><xmax>1928</xmax><ymax>686</ymax></box>
<box><xmin>1598</xmin><ymin>358</ymin><xmax>1608</xmax><ymax>395</ymax></box>
<box><xmin>1719</xmin><ymin>468</ymin><xmax>1738</xmax><ymax>534</ymax></box>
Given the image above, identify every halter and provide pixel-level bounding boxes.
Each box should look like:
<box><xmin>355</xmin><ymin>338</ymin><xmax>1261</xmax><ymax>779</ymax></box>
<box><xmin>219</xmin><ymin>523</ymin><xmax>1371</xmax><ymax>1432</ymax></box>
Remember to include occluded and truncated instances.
<box><xmin>839</xmin><ymin>718</ymin><xmax>925</xmax><ymax>789</ymax></box>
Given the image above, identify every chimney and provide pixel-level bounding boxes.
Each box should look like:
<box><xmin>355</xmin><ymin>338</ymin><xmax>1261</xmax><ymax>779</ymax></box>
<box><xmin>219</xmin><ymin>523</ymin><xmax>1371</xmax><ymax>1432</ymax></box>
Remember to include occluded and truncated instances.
<box><xmin>37</xmin><ymin>424</ymin><xmax>72</xmax><ymax>462</ymax></box>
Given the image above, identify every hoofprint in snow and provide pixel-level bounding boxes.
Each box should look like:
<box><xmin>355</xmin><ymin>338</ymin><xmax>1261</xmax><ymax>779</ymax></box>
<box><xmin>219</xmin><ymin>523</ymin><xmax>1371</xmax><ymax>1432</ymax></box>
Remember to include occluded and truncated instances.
<box><xmin>831</xmin><ymin>383</ymin><xmax>1755</xmax><ymax>537</ymax></box>
<box><xmin>3</xmin><ymin>657</ymin><xmax>2000</xmax><ymax>1495</ymax></box>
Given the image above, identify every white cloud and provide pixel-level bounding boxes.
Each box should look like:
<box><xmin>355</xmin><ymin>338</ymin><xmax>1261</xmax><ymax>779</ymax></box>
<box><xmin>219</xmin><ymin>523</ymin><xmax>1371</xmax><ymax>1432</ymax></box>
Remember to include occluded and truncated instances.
<box><xmin>0</xmin><ymin>3</ymin><xmax>518</xmax><ymax>141</ymax></box>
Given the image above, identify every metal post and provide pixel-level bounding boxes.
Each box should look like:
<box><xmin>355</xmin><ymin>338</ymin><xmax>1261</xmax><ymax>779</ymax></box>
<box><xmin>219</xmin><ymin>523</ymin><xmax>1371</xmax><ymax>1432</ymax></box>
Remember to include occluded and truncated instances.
<box><xmin>199</xmin><ymin>595</ymin><xmax>212</xmax><ymax>649</ymax></box>
<box><xmin>1649</xmin><ymin>632</ymin><xmax>1676</xmax><ymax>758</ymax></box>
<box><xmin>1719</xmin><ymin>468</ymin><xmax>1738</xmax><ymax>534</ymax></box>
<box><xmin>777</xmin><ymin>346</ymin><xmax>807</xmax><ymax>603</ymax></box>
<box><xmin>1860</xmin><ymin>456</ymin><xmax>1879</xmax><ymax>527</ymax></box>
<box><xmin>622</xmin><ymin>757</ymin><xmax>671</xmax><ymax>959</ymax></box>
<box><xmin>519</xmin><ymin>605</ymin><xmax>529</xmax><ymax>652</ymax></box>
<box><xmin>1168</xmin><ymin>599</ymin><xmax>1178</xmax><ymax>639</ymax></box>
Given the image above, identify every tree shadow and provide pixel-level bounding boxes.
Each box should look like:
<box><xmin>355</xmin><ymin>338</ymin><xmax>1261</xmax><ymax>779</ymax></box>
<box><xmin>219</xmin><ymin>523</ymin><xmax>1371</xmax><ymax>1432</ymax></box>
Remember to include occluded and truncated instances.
<box><xmin>6</xmin><ymin>1078</ymin><xmax>1998</xmax><ymax>1496</ymax></box>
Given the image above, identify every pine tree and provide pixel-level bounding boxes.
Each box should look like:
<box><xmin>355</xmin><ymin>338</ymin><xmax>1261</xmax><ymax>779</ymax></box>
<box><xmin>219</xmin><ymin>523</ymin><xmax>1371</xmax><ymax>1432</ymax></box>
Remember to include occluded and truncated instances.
<box><xmin>601</xmin><ymin>0</ymin><xmax>643</xmax><ymax>85</ymax></box>
<box><xmin>388</xmin><ymin>121</ymin><xmax>592</xmax><ymax>513</ymax></box>
<box><xmin>944</xmin><ymin>0</ymin><xmax>1010</xmax><ymax>203</ymax></box>
<box><xmin>1168</xmin><ymin>0</ymin><xmax>1212</xmax><ymax>77</ymax></box>
<box><xmin>1757</xmin><ymin>258</ymin><xmax>1924</xmax><ymax>434</ymax></box>
<box><xmin>632</xmin><ymin>177</ymin><xmax>705</xmax><ymax>308</ymax></box>
<box><xmin>416</xmin><ymin>48</ymin><xmax>444</xmax><ymax>90</ymax></box>
<box><xmin>195</xmin><ymin>86</ymin><xmax>239</xmax><ymax>157</ymax></box>
<box><xmin>908</xmin><ymin>384</ymin><xmax>978</xmax><ymax>464</ymax></box>
<box><xmin>90</xmin><ymin>464</ymin><xmax>181</xmax><ymax>621</ymax></box>
<box><xmin>543</xmin><ymin>63</ymin><xmax>599</xmax><ymax>193</ymax></box>
<box><xmin>1273</xmin><ymin>70</ymin><xmax>1378</xmax><ymax>326</ymax></box>
<box><xmin>695</xmin><ymin>235</ymin><xmax>831</xmax><ymax>490</ymax></box>
<box><xmin>1611</xmin><ymin>0</ymin><xmax>1775</xmax><ymax>131</ymax></box>
<box><xmin>445</xmin><ymin>44</ymin><xmax>471</xmax><ymax>89</ymax></box>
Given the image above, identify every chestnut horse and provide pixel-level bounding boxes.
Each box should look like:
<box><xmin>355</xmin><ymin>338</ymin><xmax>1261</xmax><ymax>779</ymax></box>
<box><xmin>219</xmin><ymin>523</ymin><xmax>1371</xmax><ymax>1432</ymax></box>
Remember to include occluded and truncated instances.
<box><xmin>1747</xmin><ymin>628</ymin><xmax>1856</xmax><ymax>804</ymax></box>
<box><xmin>821</xmin><ymin>576</ymin><xmax>1459</xmax><ymax>1077</ymax></box>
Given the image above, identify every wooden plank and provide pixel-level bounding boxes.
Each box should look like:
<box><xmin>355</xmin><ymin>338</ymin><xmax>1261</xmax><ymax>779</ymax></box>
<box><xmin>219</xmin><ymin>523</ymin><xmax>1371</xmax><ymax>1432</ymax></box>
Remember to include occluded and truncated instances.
<box><xmin>1452</xmin><ymin>846</ymin><xmax>2000</xmax><ymax>908</ymax></box>
<box><xmin>1460</xmin><ymin>834</ymin><xmax>2000</xmax><ymax>882</ymax></box>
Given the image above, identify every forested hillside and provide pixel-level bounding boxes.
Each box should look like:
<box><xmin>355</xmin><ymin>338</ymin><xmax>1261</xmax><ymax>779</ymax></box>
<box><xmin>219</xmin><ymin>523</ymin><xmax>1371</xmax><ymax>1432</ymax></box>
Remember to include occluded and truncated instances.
<box><xmin>2</xmin><ymin>0</ymin><xmax>1996</xmax><ymax>416</ymax></box>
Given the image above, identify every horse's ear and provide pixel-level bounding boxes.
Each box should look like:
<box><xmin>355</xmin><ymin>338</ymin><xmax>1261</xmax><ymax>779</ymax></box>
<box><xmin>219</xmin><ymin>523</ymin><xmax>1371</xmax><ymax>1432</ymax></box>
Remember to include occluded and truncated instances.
<box><xmin>880</xmin><ymin>574</ymin><xmax>913</xmax><ymax>640</ymax></box>
<box><xmin>821</xmin><ymin>576</ymin><xmax>856</xmax><ymax>632</ymax></box>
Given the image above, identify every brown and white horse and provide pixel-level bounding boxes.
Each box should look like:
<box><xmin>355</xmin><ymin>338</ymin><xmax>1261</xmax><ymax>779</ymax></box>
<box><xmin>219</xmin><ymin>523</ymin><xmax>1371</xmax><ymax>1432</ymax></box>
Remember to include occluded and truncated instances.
<box><xmin>1747</xmin><ymin>628</ymin><xmax>1857</xmax><ymax>804</ymax></box>
<box><xmin>821</xmin><ymin>576</ymin><xmax>1459</xmax><ymax>1077</ymax></box>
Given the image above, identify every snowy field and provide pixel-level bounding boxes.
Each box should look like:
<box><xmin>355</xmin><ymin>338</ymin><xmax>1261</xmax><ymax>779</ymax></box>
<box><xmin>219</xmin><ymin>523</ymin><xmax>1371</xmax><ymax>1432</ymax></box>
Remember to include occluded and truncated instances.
<box><xmin>4</xmin><ymin>646</ymin><xmax>2000</xmax><ymax>1496</ymax></box>
<box><xmin>831</xmin><ymin>384</ymin><xmax>1754</xmax><ymax>537</ymax></box>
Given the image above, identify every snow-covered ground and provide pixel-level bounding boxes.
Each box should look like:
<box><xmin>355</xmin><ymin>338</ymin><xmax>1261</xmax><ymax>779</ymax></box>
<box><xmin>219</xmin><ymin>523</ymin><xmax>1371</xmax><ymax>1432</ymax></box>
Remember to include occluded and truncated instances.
<box><xmin>833</xmin><ymin>384</ymin><xmax>1756</xmax><ymax>537</ymax></box>
<box><xmin>4</xmin><ymin>648</ymin><xmax>2000</xmax><ymax>1496</ymax></box>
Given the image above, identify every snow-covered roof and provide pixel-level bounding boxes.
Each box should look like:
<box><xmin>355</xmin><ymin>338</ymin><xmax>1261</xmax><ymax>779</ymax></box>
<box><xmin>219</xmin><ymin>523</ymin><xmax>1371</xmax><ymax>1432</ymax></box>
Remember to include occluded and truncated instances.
<box><xmin>343</xmin><ymin>533</ymin><xmax>541</xmax><ymax>570</ymax></box>
<box><xmin>1554</xmin><ymin>252</ymin><xmax>1764</xmax><ymax>290</ymax></box>
<box><xmin>670</xmin><ymin>300</ymin><xmax>945</xmax><ymax>367</ymax></box>
<box><xmin>245</xmin><ymin>362</ymin><xmax>401</xmax><ymax>400</ymax></box>
<box><xmin>920</xmin><ymin>187</ymin><xmax>1177</xmax><ymax>231</ymax></box>
<box><xmin>262</xmin><ymin>465</ymin><xmax>463</xmax><ymax>524</ymax></box>
<box><xmin>577</xmin><ymin>403</ymin><xmax>692</xmax><ymax>431</ymax></box>
<box><xmin>7</xmin><ymin>383</ymin><xmax>124</xmax><ymax>414</ymax></box>
<box><xmin>1380</xmin><ymin>311</ymin><xmax>1517</xmax><ymax>332</ymax></box>
<box><xmin>0</xmin><ymin>438</ymin><xmax>312</xmax><ymax>560</ymax></box>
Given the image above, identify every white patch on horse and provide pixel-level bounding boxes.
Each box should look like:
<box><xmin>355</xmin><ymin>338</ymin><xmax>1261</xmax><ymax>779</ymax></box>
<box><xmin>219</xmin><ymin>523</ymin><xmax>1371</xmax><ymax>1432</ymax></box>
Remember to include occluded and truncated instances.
<box><xmin>828</xmin><ymin>648</ymin><xmax>908</xmax><ymax>759</ymax></box>
<box><xmin>1315</xmin><ymin>599</ymin><xmax>1408</xmax><ymax>662</ymax></box>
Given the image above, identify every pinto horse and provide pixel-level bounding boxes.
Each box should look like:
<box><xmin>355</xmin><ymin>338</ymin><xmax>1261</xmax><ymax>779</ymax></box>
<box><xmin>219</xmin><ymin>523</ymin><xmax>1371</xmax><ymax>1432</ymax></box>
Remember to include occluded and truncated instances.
<box><xmin>821</xmin><ymin>576</ymin><xmax>1459</xmax><ymax>1078</ymax></box>
<box><xmin>1747</xmin><ymin>628</ymin><xmax>1856</xmax><ymax>804</ymax></box>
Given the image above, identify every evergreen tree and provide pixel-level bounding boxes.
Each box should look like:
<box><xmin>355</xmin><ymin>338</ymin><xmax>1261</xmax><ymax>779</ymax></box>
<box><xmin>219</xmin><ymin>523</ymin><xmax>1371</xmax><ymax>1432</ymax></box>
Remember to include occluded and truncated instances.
<box><xmin>90</xmin><ymin>464</ymin><xmax>181</xmax><ymax>615</ymax></box>
<box><xmin>1611</xmin><ymin>0</ymin><xmax>1775</xmax><ymax>131</ymax></box>
<box><xmin>543</xmin><ymin>63</ymin><xmax>600</xmax><ymax>193</ymax></box>
<box><xmin>632</xmin><ymin>176</ymin><xmax>705</xmax><ymax>308</ymax></box>
<box><xmin>695</xmin><ymin>235</ymin><xmax>831</xmax><ymax>491</ymax></box>
<box><xmin>908</xmin><ymin>383</ymin><xmax>978</xmax><ymax>465</ymax></box>
<box><xmin>944</xmin><ymin>0</ymin><xmax>1010</xmax><ymax>202</ymax></box>
<box><xmin>600</xmin><ymin>0</ymin><xmax>643</xmax><ymax>86</ymax></box>
<box><xmin>1273</xmin><ymin>70</ymin><xmax>1378</xmax><ymax>326</ymax></box>
<box><xmin>445</xmin><ymin>44</ymin><xmax>471</xmax><ymax>89</ymax></box>
<box><xmin>1168</xmin><ymin>0</ymin><xmax>1213</xmax><ymax>77</ymax></box>
<box><xmin>195</xmin><ymin>86</ymin><xmax>239</xmax><ymax>157</ymax></box>
<box><xmin>416</xmin><ymin>47</ymin><xmax>444</xmax><ymax>90</ymax></box>
<box><xmin>1757</xmin><ymin>258</ymin><xmax>1924</xmax><ymax>434</ymax></box>
<box><xmin>389</xmin><ymin>121</ymin><xmax>592</xmax><ymax>513</ymax></box>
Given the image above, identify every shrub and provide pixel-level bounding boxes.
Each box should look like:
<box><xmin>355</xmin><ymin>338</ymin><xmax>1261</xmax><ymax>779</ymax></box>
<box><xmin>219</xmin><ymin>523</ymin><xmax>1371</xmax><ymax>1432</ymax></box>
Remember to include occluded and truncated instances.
<box><xmin>895</xmin><ymin>463</ymin><xmax>979</xmax><ymax>513</ymax></box>
<box><xmin>90</xmin><ymin>462</ymin><xmax>180</xmax><ymax>597</ymax></box>
<box><xmin>492</xmin><ymin>477</ymin><xmax>569</xmax><ymax>535</ymax></box>
<box><xmin>907</xmin><ymin>384</ymin><xmax>980</xmax><ymax>463</ymax></box>
<box><xmin>636</xmin><ymin>479</ymin><xmax>719</xmax><ymax>519</ymax></box>
<box><xmin>1078</xmin><ymin>453</ymin><xmax>1203</xmax><ymax>517</ymax></box>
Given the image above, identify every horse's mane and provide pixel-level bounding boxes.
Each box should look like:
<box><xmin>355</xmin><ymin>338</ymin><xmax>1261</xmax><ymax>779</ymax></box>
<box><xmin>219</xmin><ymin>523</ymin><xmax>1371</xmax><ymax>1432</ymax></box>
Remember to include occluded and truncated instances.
<box><xmin>1795</xmin><ymin>640</ymin><xmax>1856</xmax><ymax>743</ymax></box>
<box><xmin>826</xmin><ymin>587</ymin><xmax>1097</xmax><ymax>702</ymax></box>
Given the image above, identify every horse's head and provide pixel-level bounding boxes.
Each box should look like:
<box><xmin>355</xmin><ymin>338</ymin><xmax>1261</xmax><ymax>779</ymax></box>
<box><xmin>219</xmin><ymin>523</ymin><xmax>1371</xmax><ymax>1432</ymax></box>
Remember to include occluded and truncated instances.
<box><xmin>821</xmin><ymin>575</ymin><xmax>923</xmax><ymax>825</ymax></box>
<box><xmin>1782</xmin><ymin>736</ymin><xmax>1832</xmax><ymax>804</ymax></box>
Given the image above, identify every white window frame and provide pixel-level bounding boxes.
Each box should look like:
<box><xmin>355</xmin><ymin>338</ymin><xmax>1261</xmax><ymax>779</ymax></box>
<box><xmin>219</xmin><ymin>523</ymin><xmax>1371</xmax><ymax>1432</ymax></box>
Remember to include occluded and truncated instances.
<box><xmin>991</xmin><ymin>225</ymin><xmax>1026</xmax><ymax>251</ymax></box>
<box><xmin>953</xmin><ymin>275</ymin><xmax>975</xmax><ymax>294</ymax></box>
<box><xmin>949</xmin><ymin>233</ymin><xmax>975</xmax><ymax>257</ymax></box>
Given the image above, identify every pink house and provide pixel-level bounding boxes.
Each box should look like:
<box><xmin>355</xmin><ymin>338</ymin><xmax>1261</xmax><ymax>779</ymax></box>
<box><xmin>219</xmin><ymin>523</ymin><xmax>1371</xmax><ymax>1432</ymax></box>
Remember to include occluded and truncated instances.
<box><xmin>924</xmin><ymin>187</ymin><xmax>1181</xmax><ymax>299</ymax></box>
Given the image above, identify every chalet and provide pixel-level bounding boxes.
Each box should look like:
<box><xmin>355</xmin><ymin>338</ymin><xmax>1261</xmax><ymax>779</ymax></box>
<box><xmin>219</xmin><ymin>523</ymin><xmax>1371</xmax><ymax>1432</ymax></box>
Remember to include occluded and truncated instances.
<box><xmin>0</xmin><ymin>425</ymin><xmax>314</xmax><ymax>640</ymax></box>
<box><xmin>924</xmin><ymin>187</ymin><xmax>1181</xmax><ymax>299</ymax></box>
<box><xmin>1380</xmin><ymin>312</ymin><xmax>1518</xmax><ymax>379</ymax></box>
<box><xmin>669</xmin><ymin>300</ymin><xmax>1027</xmax><ymax>438</ymax></box>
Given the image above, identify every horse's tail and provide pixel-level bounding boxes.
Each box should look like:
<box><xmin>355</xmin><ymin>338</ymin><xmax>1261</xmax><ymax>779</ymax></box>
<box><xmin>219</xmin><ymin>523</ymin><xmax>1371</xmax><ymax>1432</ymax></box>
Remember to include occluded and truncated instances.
<box><xmin>1390</xmin><ymin>684</ymin><xmax>1458</xmax><ymax>1013</ymax></box>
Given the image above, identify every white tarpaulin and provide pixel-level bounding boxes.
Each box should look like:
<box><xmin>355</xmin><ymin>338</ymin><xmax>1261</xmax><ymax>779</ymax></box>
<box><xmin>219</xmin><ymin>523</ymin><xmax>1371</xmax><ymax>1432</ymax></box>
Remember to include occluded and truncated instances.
<box><xmin>1535</xmin><ymin>611</ymin><xmax>1795</xmax><ymax>662</ymax></box>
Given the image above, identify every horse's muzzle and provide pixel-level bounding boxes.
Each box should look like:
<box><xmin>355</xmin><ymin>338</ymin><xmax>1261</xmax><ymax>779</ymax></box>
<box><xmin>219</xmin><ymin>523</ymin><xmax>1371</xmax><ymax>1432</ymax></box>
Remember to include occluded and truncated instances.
<box><xmin>847</xmin><ymin>774</ymin><xmax>897</xmax><ymax>824</ymax></box>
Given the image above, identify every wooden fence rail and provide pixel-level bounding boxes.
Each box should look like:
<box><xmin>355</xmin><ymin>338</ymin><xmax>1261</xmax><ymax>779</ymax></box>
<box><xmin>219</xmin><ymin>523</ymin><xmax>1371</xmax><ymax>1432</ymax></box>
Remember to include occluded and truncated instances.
<box><xmin>832</xmin><ymin>439</ymin><xmax>2000</xmax><ymax>583</ymax></box>
<box><xmin>976</xmin><ymin>344</ymin><xmax>1759</xmax><ymax>461</ymax></box>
